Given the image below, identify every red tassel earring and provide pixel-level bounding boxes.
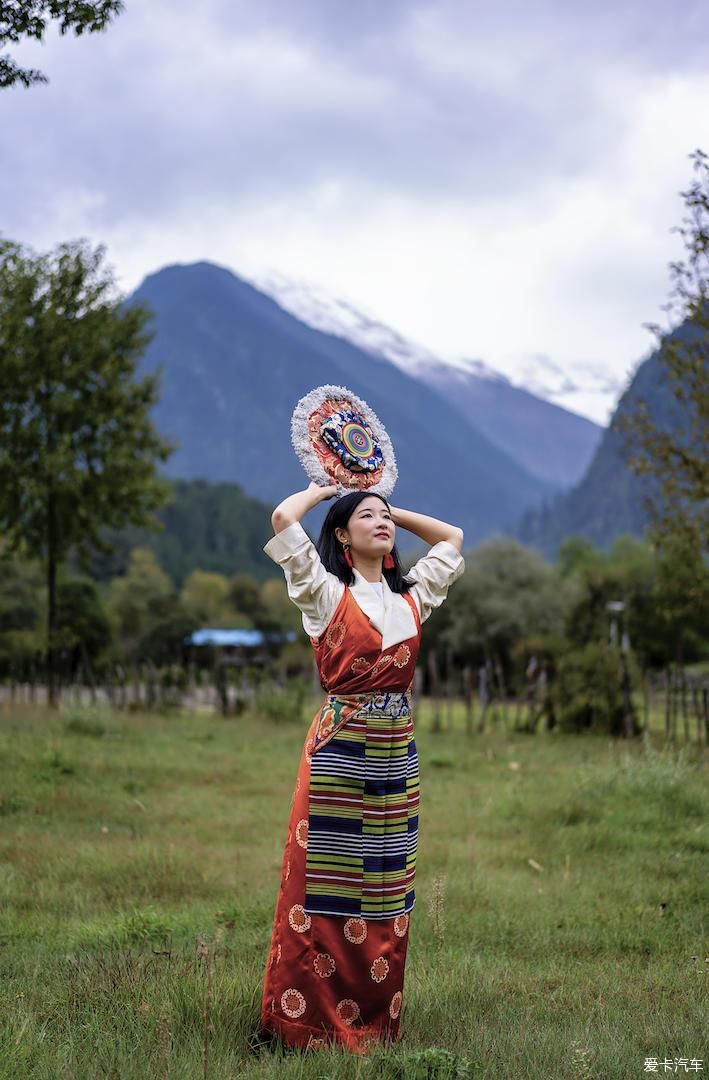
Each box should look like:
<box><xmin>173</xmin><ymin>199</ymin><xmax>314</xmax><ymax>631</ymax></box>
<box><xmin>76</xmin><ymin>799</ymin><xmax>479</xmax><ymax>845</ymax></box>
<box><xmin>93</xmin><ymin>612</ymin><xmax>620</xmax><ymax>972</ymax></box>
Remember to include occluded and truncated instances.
<box><xmin>342</xmin><ymin>543</ymin><xmax>354</xmax><ymax>568</ymax></box>
<box><xmin>383</xmin><ymin>552</ymin><xmax>395</xmax><ymax>569</ymax></box>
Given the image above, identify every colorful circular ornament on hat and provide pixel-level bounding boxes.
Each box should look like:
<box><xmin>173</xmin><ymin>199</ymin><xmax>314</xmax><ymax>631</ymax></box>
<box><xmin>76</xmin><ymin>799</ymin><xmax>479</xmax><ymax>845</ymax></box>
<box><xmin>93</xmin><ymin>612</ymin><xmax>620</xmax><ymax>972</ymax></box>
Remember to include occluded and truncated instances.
<box><xmin>291</xmin><ymin>384</ymin><xmax>398</xmax><ymax>497</ymax></box>
<box><xmin>343</xmin><ymin>421</ymin><xmax>373</xmax><ymax>458</ymax></box>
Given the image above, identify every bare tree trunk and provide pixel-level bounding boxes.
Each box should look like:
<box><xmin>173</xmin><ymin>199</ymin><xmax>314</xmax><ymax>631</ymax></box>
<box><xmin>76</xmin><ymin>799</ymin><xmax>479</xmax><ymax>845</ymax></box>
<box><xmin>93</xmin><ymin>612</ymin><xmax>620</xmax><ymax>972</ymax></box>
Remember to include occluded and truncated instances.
<box><xmin>80</xmin><ymin>639</ymin><xmax>97</xmax><ymax>703</ymax></box>
<box><xmin>146</xmin><ymin>660</ymin><xmax>157</xmax><ymax>710</ymax></box>
<box><xmin>670</xmin><ymin>668</ymin><xmax>678</xmax><ymax>742</ymax></box>
<box><xmin>620</xmin><ymin>652</ymin><xmax>639</xmax><ymax>738</ymax></box>
<box><xmin>215</xmin><ymin>662</ymin><xmax>229</xmax><ymax>717</ymax></box>
<box><xmin>681</xmin><ymin>668</ymin><xmax>690</xmax><ymax>744</ymax></box>
<box><xmin>46</xmin><ymin>488</ymin><xmax>58</xmax><ymax>709</ymax></box>
<box><xmin>116</xmin><ymin>664</ymin><xmax>126</xmax><ymax>709</ymax></box>
<box><xmin>105</xmin><ymin>666</ymin><xmax>115</xmax><ymax>707</ymax></box>
<box><xmin>691</xmin><ymin>684</ymin><xmax>702</xmax><ymax>747</ymax></box>
<box><xmin>642</xmin><ymin>671</ymin><xmax>650</xmax><ymax>732</ymax></box>
<box><xmin>28</xmin><ymin>656</ymin><xmax>37</xmax><ymax>704</ymax></box>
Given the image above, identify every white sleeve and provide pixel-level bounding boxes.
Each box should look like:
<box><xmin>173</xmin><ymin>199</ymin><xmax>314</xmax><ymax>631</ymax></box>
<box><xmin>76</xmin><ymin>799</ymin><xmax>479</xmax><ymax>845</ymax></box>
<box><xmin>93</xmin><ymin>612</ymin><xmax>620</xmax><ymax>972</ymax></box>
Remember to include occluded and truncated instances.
<box><xmin>263</xmin><ymin>521</ymin><xmax>345</xmax><ymax>637</ymax></box>
<box><xmin>404</xmin><ymin>540</ymin><xmax>465</xmax><ymax>623</ymax></box>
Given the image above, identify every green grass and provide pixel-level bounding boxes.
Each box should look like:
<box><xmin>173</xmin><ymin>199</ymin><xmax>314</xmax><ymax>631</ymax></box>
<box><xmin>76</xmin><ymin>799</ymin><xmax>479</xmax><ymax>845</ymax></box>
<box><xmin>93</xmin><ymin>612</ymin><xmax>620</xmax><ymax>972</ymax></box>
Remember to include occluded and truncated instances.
<box><xmin>0</xmin><ymin>697</ymin><xmax>707</xmax><ymax>1079</ymax></box>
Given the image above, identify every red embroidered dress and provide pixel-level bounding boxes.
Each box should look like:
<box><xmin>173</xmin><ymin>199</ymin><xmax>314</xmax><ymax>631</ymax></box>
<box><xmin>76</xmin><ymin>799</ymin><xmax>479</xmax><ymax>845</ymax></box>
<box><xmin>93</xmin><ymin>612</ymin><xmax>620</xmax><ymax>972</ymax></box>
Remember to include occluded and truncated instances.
<box><xmin>260</xmin><ymin>524</ymin><xmax>464</xmax><ymax>1053</ymax></box>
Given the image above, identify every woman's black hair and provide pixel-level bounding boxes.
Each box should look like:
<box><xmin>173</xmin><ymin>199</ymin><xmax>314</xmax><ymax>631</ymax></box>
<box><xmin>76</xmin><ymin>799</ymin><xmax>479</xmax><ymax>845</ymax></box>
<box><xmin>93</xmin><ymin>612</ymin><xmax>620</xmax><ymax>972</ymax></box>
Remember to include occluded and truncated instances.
<box><xmin>316</xmin><ymin>491</ymin><xmax>411</xmax><ymax>593</ymax></box>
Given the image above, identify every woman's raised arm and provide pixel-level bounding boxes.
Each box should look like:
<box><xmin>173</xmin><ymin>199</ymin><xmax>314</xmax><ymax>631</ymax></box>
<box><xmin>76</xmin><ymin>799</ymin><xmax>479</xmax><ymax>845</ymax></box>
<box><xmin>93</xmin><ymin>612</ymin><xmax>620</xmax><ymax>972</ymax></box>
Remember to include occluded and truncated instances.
<box><xmin>271</xmin><ymin>481</ymin><xmax>338</xmax><ymax>534</ymax></box>
<box><xmin>388</xmin><ymin>504</ymin><xmax>464</xmax><ymax>552</ymax></box>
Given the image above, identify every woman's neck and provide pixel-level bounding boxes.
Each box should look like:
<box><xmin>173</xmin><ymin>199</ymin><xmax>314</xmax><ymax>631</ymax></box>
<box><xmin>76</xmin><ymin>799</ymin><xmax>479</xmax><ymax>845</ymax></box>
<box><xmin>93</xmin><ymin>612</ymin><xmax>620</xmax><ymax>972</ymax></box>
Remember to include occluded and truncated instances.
<box><xmin>351</xmin><ymin>554</ymin><xmax>383</xmax><ymax>583</ymax></box>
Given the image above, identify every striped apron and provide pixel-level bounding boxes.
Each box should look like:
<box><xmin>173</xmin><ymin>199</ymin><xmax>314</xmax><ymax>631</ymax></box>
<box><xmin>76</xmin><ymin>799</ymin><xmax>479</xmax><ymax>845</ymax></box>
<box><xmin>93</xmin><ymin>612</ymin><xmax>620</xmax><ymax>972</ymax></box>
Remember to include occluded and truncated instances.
<box><xmin>305</xmin><ymin>690</ymin><xmax>419</xmax><ymax>920</ymax></box>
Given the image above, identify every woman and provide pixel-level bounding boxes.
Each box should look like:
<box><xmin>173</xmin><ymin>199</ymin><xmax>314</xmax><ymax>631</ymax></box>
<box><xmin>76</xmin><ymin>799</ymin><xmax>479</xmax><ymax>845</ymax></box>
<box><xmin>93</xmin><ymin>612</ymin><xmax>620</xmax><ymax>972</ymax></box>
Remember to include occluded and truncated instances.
<box><xmin>260</xmin><ymin>481</ymin><xmax>465</xmax><ymax>1054</ymax></box>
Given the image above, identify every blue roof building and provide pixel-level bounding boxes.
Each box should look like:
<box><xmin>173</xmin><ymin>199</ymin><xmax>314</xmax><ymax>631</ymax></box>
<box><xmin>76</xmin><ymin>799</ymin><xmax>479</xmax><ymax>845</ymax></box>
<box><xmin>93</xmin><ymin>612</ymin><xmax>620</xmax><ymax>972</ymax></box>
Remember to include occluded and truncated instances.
<box><xmin>185</xmin><ymin>628</ymin><xmax>297</xmax><ymax>648</ymax></box>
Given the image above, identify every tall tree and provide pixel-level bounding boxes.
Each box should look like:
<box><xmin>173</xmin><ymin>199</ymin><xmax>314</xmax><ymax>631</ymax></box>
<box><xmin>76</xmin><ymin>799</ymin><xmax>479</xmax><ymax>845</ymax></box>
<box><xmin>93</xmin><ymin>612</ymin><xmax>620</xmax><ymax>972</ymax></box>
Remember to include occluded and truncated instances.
<box><xmin>617</xmin><ymin>148</ymin><xmax>709</xmax><ymax>550</ymax></box>
<box><xmin>1</xmin><ymin>0</ymin><xmax>123</xmax><ymax>89</ymax></box>
<box><xmin>0</xmin><ymin>237</ymin><xmax>174</xmax><ymax>704</ymax></box>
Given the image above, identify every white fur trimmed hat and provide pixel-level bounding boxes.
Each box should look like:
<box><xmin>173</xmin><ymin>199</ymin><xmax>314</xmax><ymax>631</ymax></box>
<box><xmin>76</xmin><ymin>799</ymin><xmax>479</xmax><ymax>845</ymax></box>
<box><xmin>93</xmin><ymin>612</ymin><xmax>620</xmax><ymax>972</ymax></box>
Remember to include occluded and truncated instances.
<box><xmin>290</xmin><ymin>384</ymin><xmax>398</xmax><ymax>498</ymax></box>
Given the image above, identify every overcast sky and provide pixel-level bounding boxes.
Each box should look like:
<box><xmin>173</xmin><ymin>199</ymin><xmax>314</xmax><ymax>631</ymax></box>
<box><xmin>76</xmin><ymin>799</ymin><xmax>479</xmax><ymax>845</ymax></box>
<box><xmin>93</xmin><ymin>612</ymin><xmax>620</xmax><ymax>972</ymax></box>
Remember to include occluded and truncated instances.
<box><xmin>2</xmin><ymin>0</ymin><xmax>707</xmax><ymax>423</ymax></box>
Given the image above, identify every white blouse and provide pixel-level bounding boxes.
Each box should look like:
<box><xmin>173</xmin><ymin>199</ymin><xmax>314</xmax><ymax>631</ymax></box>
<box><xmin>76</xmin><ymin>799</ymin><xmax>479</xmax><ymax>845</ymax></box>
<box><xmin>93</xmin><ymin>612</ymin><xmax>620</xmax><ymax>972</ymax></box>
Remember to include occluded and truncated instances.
<box><xmin>263</xmin><ymin>521</ymin><xmax>465</xmax><ymax>651</ymax></box>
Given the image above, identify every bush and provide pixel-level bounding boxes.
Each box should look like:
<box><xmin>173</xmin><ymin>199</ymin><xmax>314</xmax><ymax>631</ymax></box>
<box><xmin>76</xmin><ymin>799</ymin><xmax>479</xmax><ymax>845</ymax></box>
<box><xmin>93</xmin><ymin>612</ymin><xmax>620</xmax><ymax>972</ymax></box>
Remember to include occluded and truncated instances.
<box><xmin>252</xmin><ymin>678</ymin><xmax>312</xmax><ymax>724</ymax></box>
<box><xmin>61</xmin><ymin>703</ymin><xmax>114</xmax><ymax>737</ymax></box>
<box><xmin>371</xmin><ymin>1046</ymin><xmax>473</xmax><ymax>1079</ymax></box>
<box><xmin>554</xmin><ymin>642</ymin><xmax>639</xmax><ymax>735</ymax></box>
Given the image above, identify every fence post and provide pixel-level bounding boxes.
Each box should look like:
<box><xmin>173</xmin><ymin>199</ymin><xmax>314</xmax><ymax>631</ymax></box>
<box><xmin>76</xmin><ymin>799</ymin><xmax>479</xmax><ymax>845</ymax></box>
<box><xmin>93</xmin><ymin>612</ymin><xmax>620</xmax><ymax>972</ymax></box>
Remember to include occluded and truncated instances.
<box><xmin>445</xmin><ymin>649</ymin><xmax>454</xmax><ymax>731</ymax></box>
<box><xmin>478</xmin><ymin>665</ymin><xmax>488</xmax><ymax>733</ymax></box>
<box><xmin>463</xmin><ymin>665</ymin><xmax>473</xmax><ymax>735</ymax></box>
<box><xmin>428</xmin><ymin>651</ymin><xmax>441</xmax><ymax>733</ymax></box>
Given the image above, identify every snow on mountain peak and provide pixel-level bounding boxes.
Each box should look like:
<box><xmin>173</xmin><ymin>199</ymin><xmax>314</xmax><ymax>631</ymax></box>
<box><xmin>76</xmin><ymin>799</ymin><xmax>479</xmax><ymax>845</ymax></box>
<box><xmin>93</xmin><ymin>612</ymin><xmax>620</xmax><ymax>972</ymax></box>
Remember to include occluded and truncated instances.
<box><xmin>249</xmin><ymin>270</ymin><xmax>508</xmax><ymax>384</ymax></box>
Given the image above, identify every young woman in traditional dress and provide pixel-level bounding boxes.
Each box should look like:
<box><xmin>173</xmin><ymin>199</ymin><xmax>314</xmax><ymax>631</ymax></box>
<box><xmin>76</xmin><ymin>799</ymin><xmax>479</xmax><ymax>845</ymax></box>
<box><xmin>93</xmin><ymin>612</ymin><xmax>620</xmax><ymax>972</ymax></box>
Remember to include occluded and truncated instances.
<box><xmin>259</xmin><ymin>481</ymin><xmax>465</xmax><ymax>1053</ymax></box>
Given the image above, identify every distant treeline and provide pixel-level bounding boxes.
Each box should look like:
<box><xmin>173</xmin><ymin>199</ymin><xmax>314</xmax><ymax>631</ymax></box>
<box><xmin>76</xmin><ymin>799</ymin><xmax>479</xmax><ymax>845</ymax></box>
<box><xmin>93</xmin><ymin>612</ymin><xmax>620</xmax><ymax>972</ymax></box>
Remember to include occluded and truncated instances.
<box><xmin>2</xmin><ymin>511</ymin><xmax>707</xmax><ymax>735</ymax></box>
<box><xmin>68</xmin><ymin>477</ymin><xmax>280</xmax><ymax>587</ymax></box>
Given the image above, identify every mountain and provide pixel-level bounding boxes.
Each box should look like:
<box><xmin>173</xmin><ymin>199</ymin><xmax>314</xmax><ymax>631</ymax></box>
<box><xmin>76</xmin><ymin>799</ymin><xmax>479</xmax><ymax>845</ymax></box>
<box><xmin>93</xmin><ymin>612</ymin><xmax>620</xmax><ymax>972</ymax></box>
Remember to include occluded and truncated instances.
<box><xmin>128</xmin><ymin>260</ymin><xmax>552</xmax><ymax>548</ymax></box>
<box><xmin>255</xmin><ymin>272</ymin><xmax>602</xmax><ymax>489</ymax></box>
<box><xmin>517</xmin><ymin>343</ymin><xmax>681</xmax><ymax>557</ymax></box>
<box><xmin>408</xmin><ymin>362</ymin><xmax>602</xmax><ymax>490</ymax></box>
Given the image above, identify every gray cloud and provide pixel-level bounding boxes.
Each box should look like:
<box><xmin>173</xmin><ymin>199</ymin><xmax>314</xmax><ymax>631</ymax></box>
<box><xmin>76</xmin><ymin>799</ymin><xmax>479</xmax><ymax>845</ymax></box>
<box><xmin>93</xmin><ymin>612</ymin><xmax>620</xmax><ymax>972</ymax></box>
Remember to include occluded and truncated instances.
<box><xmin>2</xmin><ymin>0</ymin><xmax>708</xmax><ymax>236</ymax></box>
<box><xmin>1</xmin><ymin>0</ymin><xmax>706</xmax><ymax>425</ymax></box>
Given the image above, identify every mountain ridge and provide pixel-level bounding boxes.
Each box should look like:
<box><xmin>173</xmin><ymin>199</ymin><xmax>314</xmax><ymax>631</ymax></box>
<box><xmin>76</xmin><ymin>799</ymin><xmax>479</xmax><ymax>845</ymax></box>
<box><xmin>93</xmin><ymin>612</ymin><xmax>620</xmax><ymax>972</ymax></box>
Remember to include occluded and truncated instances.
<box><xmin>252</xmin><ymin>270</ymin><xmax>602</xmax><ymax>489</ymax></box>
<box><xmin>130</xmin><ymin>260</ymin><xmax>552</xmax><ymax>547</ymax></box>
<box><xmin>516</xmin><ymin>339</ymin><xmax>686</xmax><ymax>556</ymax></box>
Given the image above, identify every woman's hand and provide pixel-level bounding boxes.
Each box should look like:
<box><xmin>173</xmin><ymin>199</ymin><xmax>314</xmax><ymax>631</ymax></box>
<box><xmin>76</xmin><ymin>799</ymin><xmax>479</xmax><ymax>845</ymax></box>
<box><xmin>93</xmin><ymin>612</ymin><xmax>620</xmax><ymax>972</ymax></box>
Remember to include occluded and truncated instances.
<box><xmin>387</xmin><ymin>504</ymin><xmax>464</xmax><ymax>550</ymax></box>
<box><xmin>271</xmin><ymin>482</ymin><xmax>339</xmax><ymax>533</ymax></box>
<box><xmin>308</xmin><ymin>481</ymin><xmax>338</xmax><ymax>502</ymax></box>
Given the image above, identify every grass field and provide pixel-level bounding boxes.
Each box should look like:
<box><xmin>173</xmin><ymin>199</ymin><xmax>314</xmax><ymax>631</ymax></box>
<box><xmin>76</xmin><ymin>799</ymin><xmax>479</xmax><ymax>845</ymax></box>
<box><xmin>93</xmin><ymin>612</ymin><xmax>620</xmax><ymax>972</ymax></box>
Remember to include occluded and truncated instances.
<box><xmin>1</xmin><ymin>696</ymin><xmax>707</xmax><ymax>1079</ymax></box>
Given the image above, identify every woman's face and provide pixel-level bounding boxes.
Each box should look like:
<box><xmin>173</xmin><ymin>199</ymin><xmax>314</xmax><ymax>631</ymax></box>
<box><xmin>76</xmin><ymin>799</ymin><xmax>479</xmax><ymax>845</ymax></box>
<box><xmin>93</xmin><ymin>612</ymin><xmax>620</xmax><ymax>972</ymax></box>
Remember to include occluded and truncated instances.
<box><xmin>336</xmin><ymin>496</ymin><xmax>394</xmax><ymax>559</ymax></box>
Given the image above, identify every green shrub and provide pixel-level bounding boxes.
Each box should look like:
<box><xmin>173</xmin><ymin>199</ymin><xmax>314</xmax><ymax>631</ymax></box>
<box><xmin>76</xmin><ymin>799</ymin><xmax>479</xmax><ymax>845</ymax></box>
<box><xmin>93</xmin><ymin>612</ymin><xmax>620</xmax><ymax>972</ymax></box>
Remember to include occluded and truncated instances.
<box><xmin>79</xmin><ymin>905</ymin><xmax>177</xmax><ymax>949</ymax></box>
<box><xmin>371</xmin><ymin>1046</ymin><xmax>473</xmax><ymax>1079</ymax></box>
<box><xmin>61</xmin><ymin>704</ymin><xmax>111</xmax><ymax>737</ymax></box>
<box><xmin>252</xmin><ymin>678</ymin><xmax>311</xmax><ymax>723</ymax></box>
<box><xmin>554</xmin><ymin>642</ymin><xmax>639</xmax><ymax>734</ymax></box>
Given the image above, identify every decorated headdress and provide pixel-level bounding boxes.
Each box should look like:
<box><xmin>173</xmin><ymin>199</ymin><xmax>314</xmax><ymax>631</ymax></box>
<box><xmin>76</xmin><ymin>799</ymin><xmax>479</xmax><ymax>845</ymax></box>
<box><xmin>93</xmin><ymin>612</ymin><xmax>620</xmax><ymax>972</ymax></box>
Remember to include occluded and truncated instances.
<box><xmin>291</xmin><ymin>384</ymin><xmax>398</xmax><ymax>498</ymax></box>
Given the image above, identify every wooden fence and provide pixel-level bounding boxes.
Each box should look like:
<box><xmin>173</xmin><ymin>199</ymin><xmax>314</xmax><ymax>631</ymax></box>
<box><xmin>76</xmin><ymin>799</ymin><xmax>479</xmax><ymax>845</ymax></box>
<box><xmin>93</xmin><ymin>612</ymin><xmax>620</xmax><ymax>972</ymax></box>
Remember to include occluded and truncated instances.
<box><xmin>1</xmin><ymin>658</ymin><xmax>706</xmax><ymax>745</ymax></box>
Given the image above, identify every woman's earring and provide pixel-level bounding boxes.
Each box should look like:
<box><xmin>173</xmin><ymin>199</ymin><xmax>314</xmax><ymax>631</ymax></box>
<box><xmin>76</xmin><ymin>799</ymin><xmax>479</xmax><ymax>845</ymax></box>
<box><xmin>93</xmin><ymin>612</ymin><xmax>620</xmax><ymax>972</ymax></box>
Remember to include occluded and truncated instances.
<box><xmin>383</xmin><ymin>552</ymin><xmax>395</xmax><ymax>569</ymax></box>
<box><xmin>342</xmin><ymin>542</ymin><xmax>354</xmax><ymax>568</ymax></box>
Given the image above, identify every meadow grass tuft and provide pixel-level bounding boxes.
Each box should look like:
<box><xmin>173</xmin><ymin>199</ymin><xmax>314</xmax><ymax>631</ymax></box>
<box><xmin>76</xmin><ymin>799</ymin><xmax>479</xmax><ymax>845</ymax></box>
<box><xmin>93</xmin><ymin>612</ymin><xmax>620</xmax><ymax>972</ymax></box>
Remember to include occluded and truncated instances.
<box><xmin>0</xmin><ymin>699</ymin><xmax>706</xmax><ymax>1078</ymax></box>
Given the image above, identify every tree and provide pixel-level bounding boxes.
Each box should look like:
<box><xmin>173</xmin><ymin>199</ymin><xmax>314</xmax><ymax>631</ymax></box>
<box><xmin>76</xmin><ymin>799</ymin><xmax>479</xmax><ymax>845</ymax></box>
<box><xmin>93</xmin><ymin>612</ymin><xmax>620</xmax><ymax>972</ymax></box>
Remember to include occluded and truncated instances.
<box><xmin>436</xmin><ymin>536</ymin><xmax>567</xmax><ymax>685</ymax></box>
<box><xmin>108</xmin><ymin>547</ymin><xmax>174</xmax><ymax>658</ymax></box>
<box><xmin>651</xmin><ymin>532</ymin><xmax>709</xmax><ymax>667</ymax></box>
<box><xmin>0</xmin><ymin>238</ymin><xmax>174</xmax><ymax>704</ymax></box>
<box><xmin>229</xmin><ymin>574</ymin><xmax>262</xmax><ymax>622</ymax></box>
<box><xmin>617</xmin><ymin>148</ymin><xmax>709</xmax><ymax>549</ymax></box>
<box><xmin>1</xmin><ymin>0</ymin><xmax>124</xmax><ymax>89</ymax></box>
<box><xmin>181</xmin><ymin>569</ymin><xmax>233</xmax><ymax>625</ymax></box>
<box><xmin>0</xmin><ymin>547</ymin><xmax>43</xmax><ymax>676</ymax></box>
<box><xmin>258</xmin><ymin>578</ymin><xmax>302</xmax><ymax>636</ymax></box>
<box><xmin>54</xmin><ymin>574</ymin><xmax>112</xmax><ymax>676</ymax></box>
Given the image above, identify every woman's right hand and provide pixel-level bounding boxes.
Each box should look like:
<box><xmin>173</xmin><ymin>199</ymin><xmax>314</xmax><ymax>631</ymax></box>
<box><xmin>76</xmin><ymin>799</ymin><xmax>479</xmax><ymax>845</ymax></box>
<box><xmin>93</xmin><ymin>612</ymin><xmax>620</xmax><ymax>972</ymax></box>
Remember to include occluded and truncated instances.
<box><xmin>271</xmin><ymin>482</ymin><xmax>339</xmax><ymax>534</ymax></box>
<box><xmin>308</xmin><ymin>481</ymin><xmax>338</xmax><ymax>502</ymax></box>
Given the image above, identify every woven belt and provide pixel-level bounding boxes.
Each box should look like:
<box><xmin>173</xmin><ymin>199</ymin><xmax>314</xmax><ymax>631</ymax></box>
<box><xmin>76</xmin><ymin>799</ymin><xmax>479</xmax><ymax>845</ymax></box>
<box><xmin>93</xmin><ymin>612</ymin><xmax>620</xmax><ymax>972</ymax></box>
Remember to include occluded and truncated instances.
<box><xmin>312</xmin><ymin>690</ymin><xmax>411</xmax><ymax>753</ymax></box>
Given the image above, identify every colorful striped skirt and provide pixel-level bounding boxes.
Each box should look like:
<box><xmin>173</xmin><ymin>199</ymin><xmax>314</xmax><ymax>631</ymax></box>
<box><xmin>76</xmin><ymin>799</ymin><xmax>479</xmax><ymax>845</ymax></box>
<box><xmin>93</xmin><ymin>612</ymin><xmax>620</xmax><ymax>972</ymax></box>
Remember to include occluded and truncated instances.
<box><xmin>261</xmin><ymin>690</ymin><xmax>419</xmax><ymax>1052</ymax></box>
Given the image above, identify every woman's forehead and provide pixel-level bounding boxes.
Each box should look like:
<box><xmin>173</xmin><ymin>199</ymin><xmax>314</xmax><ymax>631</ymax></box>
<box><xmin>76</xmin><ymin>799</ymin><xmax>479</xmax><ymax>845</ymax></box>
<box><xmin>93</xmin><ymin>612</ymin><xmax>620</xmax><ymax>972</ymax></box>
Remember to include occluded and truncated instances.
<box><xmin>353</xmin><ymin>496</ymin><xmax>389</xmax><ymax>513</ymax></box>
